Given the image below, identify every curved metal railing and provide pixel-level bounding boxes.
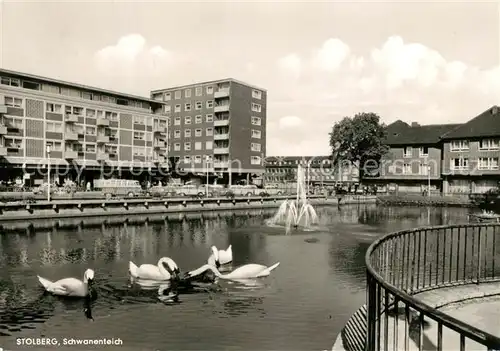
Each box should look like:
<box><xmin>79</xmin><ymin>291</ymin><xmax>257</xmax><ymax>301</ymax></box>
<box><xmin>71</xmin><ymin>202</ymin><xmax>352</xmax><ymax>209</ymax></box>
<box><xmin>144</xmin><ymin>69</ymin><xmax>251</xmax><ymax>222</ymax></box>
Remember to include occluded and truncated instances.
<box><xmin>365</xmin><ymin>223</ymin><xmax>500</xmax><ymax>351</ymax></box>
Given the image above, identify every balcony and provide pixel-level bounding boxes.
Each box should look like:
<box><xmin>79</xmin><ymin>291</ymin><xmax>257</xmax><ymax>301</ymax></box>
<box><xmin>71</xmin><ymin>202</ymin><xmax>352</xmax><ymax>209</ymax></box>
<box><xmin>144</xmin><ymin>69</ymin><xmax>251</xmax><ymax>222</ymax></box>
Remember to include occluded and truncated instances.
<box><xmin>65</xmin><ymin>114</ymin><xmax>79</xmax><ymax>123</ymax></box>
<box><xmin>154</xmin><ymin>141</ymin><xmax>166</xmax><ymax>148</ymax></box>
<box><xmin>214</xmin><ymin>119</ymin><xmax>229</xmax><ymax>127</ymax></box>
<box><xmin>64</xmin><ymin>150</ymin><xmax>78</xmax><ymax>159</ymax></box>
<box><xmin>0</xmin><ymin>125</ymin><xmax>7</xmax><ymax>135</ymax></box>
<box><xmin>214</xmin><ymin>105</ymin><xmax>230</xmax><ymax>113</ymax></box>
<box><xmin>214</xmin><ymin>147</ymin><xmax>229</xmax><ymax>154</ymax></box>
<box><xmin>213</xmin><ymin>161</ymin><xmax>229</xmax><ymax>168</ymax></box>
<box><xmin>97</xmin><ymin>135</ymin><xmax>109</xmax><ymax>143</ymax></box>
<box><xmin>214</xmin><ymin>133</ymin><xmax>229</xmax><ymax>140</ymax></box>
<box><xmin>153</xmin><ymin>125</ymin><xmax>166</xmax><ymax>133</ymax></box>
<box><xmin>0</xmin><ymin>146</ymin><xmax>6</xmax><ymax>156</ymax></box>
<box><xmin>97</xmin><ymin>152</ymin><xmax>109</xmax><ymax>161</ymax></box>
<box><xmin>214</xmin><ymin>90</ymin><xmax>230</xmax><ymax>98</ymax></box>
<box><xmin>96</xmin><ymin>117</ymin><xmax>110</xmax><ymax>127</ymax></box>
<box><xmin>0</xmin><ymin>105</ymin><xmax>7</xmax><ymax>114</ymax></box>
<box><xmin>64</xmin><ymin>131</ymin><xmax>78</xmax><ymax>141</ymax></box>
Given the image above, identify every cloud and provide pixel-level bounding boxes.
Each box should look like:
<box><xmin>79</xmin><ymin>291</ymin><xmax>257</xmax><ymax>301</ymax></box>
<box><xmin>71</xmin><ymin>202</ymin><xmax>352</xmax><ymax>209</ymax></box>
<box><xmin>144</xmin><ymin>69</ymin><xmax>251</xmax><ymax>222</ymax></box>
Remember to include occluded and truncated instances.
<box><xmin>277</xmin><ymin>53</ymin><xmax>302</xmax><ymax>78</ymax></box>
<box><xmin>312</xmin><ymin>38</ymin><xmax>350</xmax><ymax>72</ymax></box>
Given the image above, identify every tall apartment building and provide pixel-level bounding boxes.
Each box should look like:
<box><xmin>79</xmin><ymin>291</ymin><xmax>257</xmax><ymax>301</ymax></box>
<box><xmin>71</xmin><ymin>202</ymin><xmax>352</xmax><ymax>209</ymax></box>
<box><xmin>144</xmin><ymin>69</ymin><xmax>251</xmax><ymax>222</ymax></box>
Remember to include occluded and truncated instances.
<box><xmin>150</xmin><ymin>79</ymin><xmax>266</xmax><ymax>185</ymax></box>
<box><xmin>0</xmin><ymin>68</ymin><xmax>167</xmax><ymax>185</ymax></box>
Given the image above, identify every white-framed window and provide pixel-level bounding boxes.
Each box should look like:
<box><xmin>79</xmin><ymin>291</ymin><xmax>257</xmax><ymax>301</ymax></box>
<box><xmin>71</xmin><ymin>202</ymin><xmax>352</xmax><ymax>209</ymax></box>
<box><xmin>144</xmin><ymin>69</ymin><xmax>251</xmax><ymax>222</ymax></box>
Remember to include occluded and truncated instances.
<box><xmin>479</xmin><ymin>139</ymin><xmax>499</xmax><ymax>150</ymax></box>
<box><xmin>451</xmin><ymin>157</ymin><xmax>469</xmax><ymax>170</ymax></box>
<box><xmin>195</xmin><ymin>115</ymin><xmax>202</xmax><ymax>124</ymax></box>
<box><xmin>195</xmin><ymin>87</ymin><xmax>203</xmax><ymax>96</ymax></box>
<box><xmin>185</xmin><ymin>89</ymin><xmax>192</xmax><ymax>98</ymax></box>
<box><xmin>1</xmin><ymin>77</ymin><xmax>20</xmax><ymax>87</ymax></box>
<box><xmin>251</xmin><ymin>129</ymin><xmax>261</xmax><ymax>139</ymax></box>
<box><xmin>195</xmin><ymin>142</ymin><xmax>202</xmax><ymax>150</ymax></box>
<box><xmin>450</xmin><ymin>140</ymin><xmax>469</xmax><ymax>151</ymax></box>
<box><xmin>251</xmin><ymin>116</ymin><xmax>261</xmax><ymax>126</ymax></box>
<box><xmin>419</xmin><ymin>163</ymin><xmax>430</xmax><ymax>175</ymax></box>
<box><xmin>86</xmin><ymin>109</ymin><xmax>96</xmax><ymax>118</ymax></box>
<box><xmin>195</xmin><ymin>128</ymin><xmax>202</xmax><ymax>137</ymax></box>
<box><xmin>183</xmin><ymin>155</ymin><xmax>191</xmax><ymax>163</ymax></box>
<box><xmin>133</xmin><ymin>131</ymin><xmax>145</xmax><ymax>140</ymax></box>
<box><xmin>206</xmin><ymin>128</ymin><xmax>213</xmax><ymax>136</ymax></box>
<box><xmin>206</xmin><ymin>141</ymin><xmax>213</xmax><ymax>150</ymax></box>
<box><xmin>4</xmin><ymin>137</ymin><xmax>23</xmax><ymax>149</ymax></box>
<box><xmin>206</xmin><ymin>86</ymin><xmax>213</xmax><ymax>95</ymax></box>
<box><xmin>184</xmin><ymin>142</ymin><xmax>191</xmax><ymax>151</ymax></box>
<box><xmin>402</xmin><ymin>163</ymin><xmax>411</xmax><ymax>174</ymax></box>
<box><xmin>251</xmin><ymin>156</ymin><xmax>261</xmax><ymax>165</ymax></box>
<box><xmin>46</xmin><ymin>103</ymin><xmax>62</xmax><ymax>113</ymax></box>
<box><xmin>403</xmin><ymin>146</ymin><xmax>412</xmax><ymax>157</ymax></box>
<box><xmin>194</xmin><ymin>155</ymin><xmax>202</xmax><ymax>163</ymax></box>
<box><xmin>174</xmin><ymin>91</ymin><xmax>181</xmax><ymax>99</ymax></box>
<box><xmin>133</xmin><ymin>147</ymin><xmax>146</xmax><ymax>156</ymax></box>
<box><xmin>174</xmin><ymin>130</ymin><xmax>181</xmax><ymax>138</ymax></box>
<box><xmin>164</xmin><ymin>105</ymin><xmax>171</xmax><ymax>113</ymax></box>
<box><xmin>4</xmin><ymin>96</ymin><xmax>23</xmax><ymax>107</ymax></box>
<box><xmin>174</xmin><ymin>104</ymin><xmax>181</xmax><ymax>113</ymax></box>
<box><xmin>85</xmin><ymin>143</ymin><xmax>96</xmax><ymax>153</ymax></box>
<box><xmin>184</xmin><ymin>103</ymin><xmax>192</xmax><ymax>112</ymax></box>
<box><xmin>108</xmin><ymin>128</ymin><xmax>118</xmax><ymax>140</ymax></box>
<box><xmin>419</xmin><ymin>146</ymin><xmax>428</xmax><ymax>157</ymax></box>
<box><xmin>184</xmin><ymin>129</ymin><xmax>191</xmax><ymax>138</ymax></box>
<box><xmin>195</xmin><ymin>101</ymin><xmax>202</xmax><ymax>110</ymax></box>
<box><xmin>251</xmin><ymin>143</ymin><xmax>261</xmax><ymax>152</ymax></box>
<box><xmin>133</xmin><ymin>116</ymin><xmax>145</xmax><ymax>125</ymax></box>
<box><xmin>184</xmin><ymin>116</ymin><xmax>191</xmax><ymax>125</ymax></box>
<box><xmin>65</xmin><ymin>105</ymin><xmax>83</xmax><ymax>115</ymax></box>
<box><xmin>206</xmin><ymin>114</ymin><xmax>213</xmax><ymax>122</ymax></box>
<box><xmin>86</xmin><ymin>126</ymin><xmax>96</xmax><ymax>135</ymax></box>
<box><xmin>206</xmin><ymin>100</ymin><xmax>214</xmax><ymax>108</ymax></box>
<box><xmin>4</xmin><ymin>116</ymin><xmax>23</xmax><ymax>129</ymax></box>
<box><xmin>252</xmin><ymin>89</ymin><xmax>262</xmax><ymax>99</ymax></box>
<box><xmin>46</xmin><ymin>140</ymin><xmax>62</xmax><ymax>152</ymax></box>
<box><xmin>174</xmin><ymin>116</ymin><xmax>181</xmax><ymax>126</ymax></box>
<box><xmin>251</xmin><ymin>103</ymin><xmax>261</xmax><ymax>112</ymax></box>
<box><xmin>174</xmin><ymin>143</ymin><xmax>181</xmax><ymax>151</ymax></box>
<box><xmin>46</xmin><ymin>121</ymin><xmax>63</xmax><ymax>133</ymax></box>
<box><xmin>164</xmin><ymin>92</ymin><xmax>171</xmax><ymax>101</ymax></box>
<box><xmin>478</xmin><ymin>157</ymin><xmax>499</xmax><ymax>170</ymax></box>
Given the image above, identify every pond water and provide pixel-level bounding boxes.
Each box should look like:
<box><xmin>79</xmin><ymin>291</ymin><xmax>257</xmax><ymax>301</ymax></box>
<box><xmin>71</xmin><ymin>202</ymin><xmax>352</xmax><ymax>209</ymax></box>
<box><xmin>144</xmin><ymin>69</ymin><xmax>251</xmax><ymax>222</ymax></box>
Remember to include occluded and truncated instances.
<box><xmin>0</xmin><ymin>205</ymin><xmax>473</xmax><ymax>350</ymax></box>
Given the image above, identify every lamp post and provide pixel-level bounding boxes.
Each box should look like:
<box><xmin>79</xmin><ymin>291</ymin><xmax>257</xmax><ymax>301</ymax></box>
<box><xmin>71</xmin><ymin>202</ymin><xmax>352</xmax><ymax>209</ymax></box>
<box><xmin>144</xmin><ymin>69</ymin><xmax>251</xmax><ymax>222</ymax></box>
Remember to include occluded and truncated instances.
<box><xmin>427</xmin><ymin>163</ymin><xmax>431</xmax><ymax>198</ymax></box>
<box><xmin>46</xmin><ymin>145</ymin><xmax>51</xmax><ymax>202</ymax></box>
<box><xmin>206</xmin><ymin>156</ymin><xmax>211</xmax><ymax>197</ymax></box>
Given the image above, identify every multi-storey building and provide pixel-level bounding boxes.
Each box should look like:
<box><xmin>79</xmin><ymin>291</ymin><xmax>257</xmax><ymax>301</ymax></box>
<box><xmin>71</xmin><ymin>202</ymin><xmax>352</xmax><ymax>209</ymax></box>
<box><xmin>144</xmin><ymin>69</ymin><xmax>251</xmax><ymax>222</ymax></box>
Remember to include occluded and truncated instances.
<box><xmin>0</xmin><ymin>68</ymin><xmax>167</xmax><ymax>186</ymax></box>
<box><xmin>440</xmin><ymin>106</ymin><xmax>500</xmax><ymax>194</ymax></box>
<box><xmin>150</xmin><ymin>79</ymin><xmax>266</xmax><ymax>185</ymax></box>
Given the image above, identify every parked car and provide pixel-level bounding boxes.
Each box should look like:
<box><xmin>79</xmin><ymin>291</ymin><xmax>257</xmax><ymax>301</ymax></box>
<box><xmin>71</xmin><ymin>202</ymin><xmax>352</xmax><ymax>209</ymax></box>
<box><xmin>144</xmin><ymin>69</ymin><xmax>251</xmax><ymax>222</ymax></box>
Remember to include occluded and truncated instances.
<box><xmin>177</xmin><ymin>184</ymin><xmax>204</xmax><ymax>198</ymax></box>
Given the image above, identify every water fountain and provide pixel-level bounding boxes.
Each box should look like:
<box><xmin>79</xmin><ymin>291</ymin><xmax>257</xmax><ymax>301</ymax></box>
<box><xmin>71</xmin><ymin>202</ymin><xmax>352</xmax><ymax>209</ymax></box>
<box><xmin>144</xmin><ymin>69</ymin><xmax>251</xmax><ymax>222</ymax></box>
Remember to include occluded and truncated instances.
<box><xmin>267</xmin><ymin>165</ymin><xmax>318</xmax><ymax>234</ymax></box>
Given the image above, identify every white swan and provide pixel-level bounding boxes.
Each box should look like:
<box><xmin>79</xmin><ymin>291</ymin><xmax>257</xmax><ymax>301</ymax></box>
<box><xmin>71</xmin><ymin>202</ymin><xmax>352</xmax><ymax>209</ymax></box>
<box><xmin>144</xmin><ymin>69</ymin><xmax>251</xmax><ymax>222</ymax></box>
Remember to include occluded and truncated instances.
<box><xmin>37</xmin><ymin>268</ymin><xmax>94</xmax><ymax>297</ymax></box>
<box><xmin>207</xmin><ymin>245</ymin><xmax>233</xmax><ymax>267</ymax></box>
<box><xmin>129</xmin><ymin>257</ymin><xmax>180</xmax><ymax>281</ymax></box>
<box><xmin>186</xmin><ymin>262</ymin><xmax>280</xmax><ymax>281</ymax></box>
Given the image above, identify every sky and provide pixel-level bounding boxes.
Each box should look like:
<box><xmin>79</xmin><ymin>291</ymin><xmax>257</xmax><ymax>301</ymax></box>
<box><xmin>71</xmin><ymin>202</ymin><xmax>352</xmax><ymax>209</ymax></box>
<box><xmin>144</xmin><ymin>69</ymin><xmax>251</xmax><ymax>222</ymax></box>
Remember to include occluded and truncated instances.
<box><xmin>0</xmin><ymin>0</ymin><xmax>499</xmax><ymax>156</ymax></box>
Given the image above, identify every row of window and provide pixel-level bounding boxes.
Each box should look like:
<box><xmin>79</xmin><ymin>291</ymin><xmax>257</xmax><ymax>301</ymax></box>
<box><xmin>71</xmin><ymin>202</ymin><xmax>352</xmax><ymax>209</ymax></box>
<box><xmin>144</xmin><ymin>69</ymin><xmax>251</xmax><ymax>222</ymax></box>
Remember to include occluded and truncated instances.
<box><xmin>450</xmin><ymin>157</ymin><xmax>499</xmax><ymax>170</ymax></box>
<box><xmin>174</xmin><ymin>114</ymin><xmax>213</xmax><ymax>125</ymax></box>
<box><xmin>164</xmin><ymin>101</ymin><xmax>262</xmax><ymax>114</ymax></box>
<box><xmin>450</xmin><ymin>139</ymin><xmax>499</xmax><ymax>151</ymax></box>
<box><xmin>265</xmin><ymin>158</ymin><xmax>333</xmax><ymax>166</ymax></box>
<box><xmin>173</xmin><ymin>141</ymin><xmax>213</xmax><ymax>152</ymax></box>
<box><xmin>160</xmin><ymin>86</ymin><xmax>262</xmax><ymax>101</ymax></box>
<box><xmin>170</xmin><ymin>128</ymin><xmax>261</xmax><ymax>139</ymax></box>
<box><xmin>403</xmin><ymin>146</ymin><xmax>429</xmax><ymax>157</ymax></box>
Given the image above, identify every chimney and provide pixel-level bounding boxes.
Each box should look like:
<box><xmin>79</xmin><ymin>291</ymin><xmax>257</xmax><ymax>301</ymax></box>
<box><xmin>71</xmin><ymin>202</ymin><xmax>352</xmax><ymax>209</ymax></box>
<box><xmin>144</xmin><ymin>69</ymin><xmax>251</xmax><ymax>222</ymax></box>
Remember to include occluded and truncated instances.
<box><xmin>492</xmin><ymin>106</ymin><xmax>499</xmax><ymax>115</ymax></box>
<box><xmin>411</xmin><ymin>122</ymin><xmax>420</xmax><ymax>127</ymax></box>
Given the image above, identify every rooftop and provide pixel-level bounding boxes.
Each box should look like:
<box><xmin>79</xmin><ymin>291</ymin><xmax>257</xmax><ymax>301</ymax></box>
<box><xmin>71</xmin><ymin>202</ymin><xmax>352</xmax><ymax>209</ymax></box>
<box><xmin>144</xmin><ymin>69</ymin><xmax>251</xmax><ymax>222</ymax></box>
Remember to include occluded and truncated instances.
<box><xmin>385</xmin><ymin>120</ymin><xmax>461</xmax><ymax>145</ymax></box>
<box><xmin>150</xmin><ymin>78</ymin><xmax>267</xmax><ymax>94</ymax></box>
<box><xmin>441</xmin><ymin>105</ymin><xmax>500</xmax><ymax>139</ymax></box>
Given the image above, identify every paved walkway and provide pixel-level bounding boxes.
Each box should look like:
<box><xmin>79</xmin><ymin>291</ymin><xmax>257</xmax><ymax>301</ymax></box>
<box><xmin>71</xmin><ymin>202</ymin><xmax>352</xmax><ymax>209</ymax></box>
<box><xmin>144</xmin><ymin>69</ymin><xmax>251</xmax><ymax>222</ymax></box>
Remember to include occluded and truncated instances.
<box><xmin>331</xmin><ymin>281</ymin><xmax>500</xmax><ymax>351</ymax></box>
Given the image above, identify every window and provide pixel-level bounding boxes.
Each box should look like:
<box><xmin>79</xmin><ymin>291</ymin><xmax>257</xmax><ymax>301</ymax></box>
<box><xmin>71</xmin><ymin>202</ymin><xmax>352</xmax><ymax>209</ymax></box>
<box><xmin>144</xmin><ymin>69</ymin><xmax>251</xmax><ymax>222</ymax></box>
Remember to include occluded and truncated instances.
<box><xmin>184</xmin><ymin>142</ymin><xmax>191</xmax><ymax>151</ymax></box>
<box><xmin>251</xmin><ymin>116</ymin><xmax>261</xmax><ymax>126</ymax></box>
<box><xmin>195</xmin><ymin>115</ymin><xmax>202</xmax><ymax>124</ymax></box>
<box><xmin>174</xmin><ymin>130</ymin><xmax>181</xmax><ymax>138</ymax></box>
<box><xmin>86</xmin><ymin>109</ymin><xmax>96</xmax><ymax>118</ymax></box>
<box><xmin>251</xmin><ymin>129</ymin><xmax>261</xmax><ymax>139</ymax></box>
<box><xmin>195</xmin><ymin>101</ymin><xmax>202</xmax><ymax>110</ymax></box>
<box><xmin>185</xmin><ymin>89</ymin><xmax>192</xmax><ymax>98</ymax></box>
<box><xmin>174</xmin><ymin>143</ymin><xmax>181</xmax><ymax>151</ymax></box>
<box><xmin>251</xmin><ymin>143</ymin><xmax>261</xmax><ymax>152</ymax></box>
<box><xmin>195</xmin><ymin>142</ymin><xmax>202</xmax><ymax>150</ymax></box>
<box><xmin>175</xmin><ymin>104</ymin><xmax>181</xmax><ymax>113</ymax></box>
<box><xmin>251</xmin><ymin>156</ymin><xmax>261</xmax><ymax>165</ymax></box>
<box><xmin>133</xmin><ymin>131</ymin><xmax>145</xmax><ymax>140</ymax></box>
<box><xmin>402</xmin><ymin>163</ymin><xmax>411</xmax><ymax>174</ymax></box>
<box><xmin>419</xmin><ymin>146</ymin><xmax>428</xmax><ymax>157</ymax></box>
<box><xmin>133</xmin><ymin>147</ymin><xmax>146</xmax><ymax>156</ymax></box>
<box><xmin>479</xmin><ymin>139</ymin><xmax>499</xmax><ymax>150</ymax></box>
<box><xmin>164</xmin><ymin>92</ymin><xmax>171</xmax><ymax>101</ymax></box>
<box><xmin>403</xmin><ymin>147</ymin><xmax>412</xmax><ymax>158</ymax></box>
<box><xmin>206</xmin><ymin>128</ymin><xmax>213</xmax><ymax>136</ymax></box>
<box><xmin>450</xmin><ymin>140</ymin><xmax>469</xmax><ymax>151</ymax></box>
<box><xmin>184</xmin><ymin>155</ymin><xmax>191</xmax><ymax>163</ymax></box>
<box><xmin>419</xmin><ymin>163</ymin><xmax>430</xmax><ymax>175</ymax></box>
<box><xmin>4</xmin><ymin>96</ymin><xmax>22</xmax><ymax>107</ymax></box>
<box><xmin>47</xmin><ymin>103</ymin><xmax>62</xmax><ymax>113</ymax></box>
<box><xmin>252</xmin><ymin>89</ymin><xmax>262</xmax><ymax>99</ymax></box>
<box><xmin>134</xmin><ymin>116</ymin><xmax>145</xmax><ymax>125</ymax></box>
<box><xmin>1</xmin><ymin>77</ymin><xmax>20</xmax><ymax>87</ymax></box>
<box><xmin>195</xmin><ymin>87</ymin><xmax>203</xmax><ymax>96</ymax></box>
<box><xmin>5</xmin><ymin>137</ymin><xmax>23</xmax><ymax>149</ymax></box>
<box><xmin>184</xmin><ymin>116</ymin><xmax>191</xmax><ymax>125</ymax></box>
<box><xmin>451</xmin><ymin>157</ymin><xmax>469</xmax><ymax>170</ymax></box>
<box><xmin>206</xmin><ymin>86</ymin><xmax>213</xmax><ymax>95</ymax></box>
<box><xmin>46</xmin><ymin>121</ymin><xmax>63</xmax><ymax>133</ymax></box>
<box><xmin>46</xmin><ymin>140</ymin><xmax>62</xmax><ymax>152</ymax></box>
<box><xmin>164</xmin><ymin>105</ymin><xmax>171</xmax><ymax>113</ymax></box>
<box><xmin>251</xmin><ymin>103</ymin><xmax>261</xmax><ymax>112</ymax></box>
<box><xmin>206</xmin><ymin>100</ymin><xmax>214</xmax><ymax>108</ymax></box>
<box><xmin>184</xmin><ymin>103</ymin><xmax>192</xmax><ymax>112</ymax></box>
<box><xmin>206</xmin><ymin>141</ymin><xmax>213</xmax><ymax>150</ymax></box>
<box><xmin>174</xmin><ymin>91</ymin><xmax>181</xmax><ymax>99</ymax></box>
<box><xmin>184</xmin><ymin>129</ymin><xmax>191</xmax><ymax>138</ymax></box>
<box><xmin>206</xmin><ymin>114</ymin><xmax>213</xmax><ymax>122</ymax></box>
<box><xmin>65</xmin><ymin>105</ymin><xmax>83</xmax><ymax>115</ymax></box>
<box><xmin>478</xmin><ymin>157</ymin><xmax>499</xmax><ymax>170</ymax></box>
<box><xmin>107</xmin><ymin>128</ymin><xmax>118</xmax><ymax>140</ymax></box>
<box><xmin>85</xmin><ymin>126</ymin><xmax>96</xmax><ymax>135</ymax></box>
<box><xmin>85</xmin><ymin>143</ymin><xmax>96</xmax><ymax>153</ymax></box>
<box><xmin>194</xmin><ymin>155</ymin><xmax>202</xmax><ymax>163</ymax></box>
<box><xmin>195</xmin><ymin>128</ymin><xmax>202</xmax><ymax>137</ymax></box>
<box><xmin>174</xmin><ymin>117</ymin><xmax>181</xmax><ymax>126</ymax></box>
<box><xmin>104</xmin><ymin>143</ymin><xmax>118</xmax><ymax>154</ymax></box>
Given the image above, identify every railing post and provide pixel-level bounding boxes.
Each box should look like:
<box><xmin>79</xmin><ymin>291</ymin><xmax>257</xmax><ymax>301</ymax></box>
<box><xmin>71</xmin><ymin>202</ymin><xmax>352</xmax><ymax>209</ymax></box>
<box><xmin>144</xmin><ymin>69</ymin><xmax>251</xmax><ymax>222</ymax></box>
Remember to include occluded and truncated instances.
<box><xmin>477</xmin><ymin>226</ymin><xmax>482</xmax><ymax>284</ymax></box>
<box><xmin>366</xmin><ymin>272</ymin><xmax>377</xmax><ymax>351</ymax></box>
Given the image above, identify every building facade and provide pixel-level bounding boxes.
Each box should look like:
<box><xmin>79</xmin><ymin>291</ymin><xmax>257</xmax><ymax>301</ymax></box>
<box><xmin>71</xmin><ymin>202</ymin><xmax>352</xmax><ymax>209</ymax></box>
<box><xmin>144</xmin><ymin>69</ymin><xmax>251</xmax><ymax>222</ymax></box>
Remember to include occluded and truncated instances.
<box><xmin>150</xmin><ymin>79</ymin><xmax>266</xmax><ymax>185</ymax></box>
<box><xmin>0</xmin><ymin>68</ymin><xmax>168</xmax><ymax>186</ymax></box>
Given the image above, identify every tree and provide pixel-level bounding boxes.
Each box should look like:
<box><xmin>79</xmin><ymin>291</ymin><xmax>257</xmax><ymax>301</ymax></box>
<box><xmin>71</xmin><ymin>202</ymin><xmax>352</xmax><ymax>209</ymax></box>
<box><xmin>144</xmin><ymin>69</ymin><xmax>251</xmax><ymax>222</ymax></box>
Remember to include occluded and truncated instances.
<box><xmin>329</xmin><ymin>112</ymin><xmax>389</xmax><ymax>180</ymax></box>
